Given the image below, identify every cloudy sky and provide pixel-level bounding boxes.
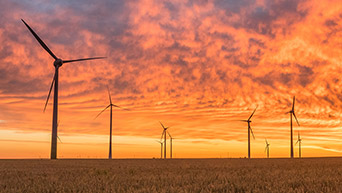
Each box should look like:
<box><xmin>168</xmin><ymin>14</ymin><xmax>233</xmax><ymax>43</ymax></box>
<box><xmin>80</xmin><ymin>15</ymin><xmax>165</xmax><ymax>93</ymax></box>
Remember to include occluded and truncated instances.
<box><xmin>0</xmin><ymin>0</ymin><xmax>341</xmax><ymax>158</ymax></box>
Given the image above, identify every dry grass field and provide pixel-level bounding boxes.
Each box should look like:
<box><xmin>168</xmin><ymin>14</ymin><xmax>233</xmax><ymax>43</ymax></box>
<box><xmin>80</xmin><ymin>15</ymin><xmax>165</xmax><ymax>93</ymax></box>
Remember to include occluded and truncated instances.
<box><xmin>0</xmin><ymin>158</ymin><xmax>342</xmax><ymax>192</ymax></box>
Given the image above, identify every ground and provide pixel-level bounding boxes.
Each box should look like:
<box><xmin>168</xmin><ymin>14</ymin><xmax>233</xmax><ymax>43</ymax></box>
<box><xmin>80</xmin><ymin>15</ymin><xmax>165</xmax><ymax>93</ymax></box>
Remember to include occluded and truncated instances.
<box><xmin>0</xmin><ymin>158</ymin><xmax>341</xmax><ymax>192</ymax></box>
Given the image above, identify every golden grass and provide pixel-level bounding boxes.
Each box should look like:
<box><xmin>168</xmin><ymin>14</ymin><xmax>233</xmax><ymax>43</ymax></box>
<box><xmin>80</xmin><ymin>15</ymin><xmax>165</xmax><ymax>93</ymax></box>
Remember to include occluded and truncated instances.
<box><xmin>0</xmin><ymin>158</ymin><xmax>341</xmax><ymax>192</ymax></box>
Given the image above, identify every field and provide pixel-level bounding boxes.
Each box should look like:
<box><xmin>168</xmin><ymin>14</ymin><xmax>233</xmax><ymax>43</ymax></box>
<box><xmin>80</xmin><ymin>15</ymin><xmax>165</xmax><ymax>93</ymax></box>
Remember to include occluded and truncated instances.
<box><xmin>0</xmin><ymin>158</ymin><xmax>341</xmax><ymax>192</ymax></box>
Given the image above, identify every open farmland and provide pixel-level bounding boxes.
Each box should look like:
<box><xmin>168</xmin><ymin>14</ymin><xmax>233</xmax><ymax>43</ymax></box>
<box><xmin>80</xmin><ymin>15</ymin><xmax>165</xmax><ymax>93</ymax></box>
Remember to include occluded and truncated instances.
<box><xmin>0</xmin><ymin>158</ymin><xmax>342</xmax><ymax>192</ymax></box>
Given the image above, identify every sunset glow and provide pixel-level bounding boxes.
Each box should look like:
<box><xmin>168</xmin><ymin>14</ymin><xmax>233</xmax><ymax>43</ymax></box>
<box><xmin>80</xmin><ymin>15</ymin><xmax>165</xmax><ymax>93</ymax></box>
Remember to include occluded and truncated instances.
<box><xmin>0</xmin><ymin>0</ymin><xmax>342</xmax><ymax>158</ymax></box>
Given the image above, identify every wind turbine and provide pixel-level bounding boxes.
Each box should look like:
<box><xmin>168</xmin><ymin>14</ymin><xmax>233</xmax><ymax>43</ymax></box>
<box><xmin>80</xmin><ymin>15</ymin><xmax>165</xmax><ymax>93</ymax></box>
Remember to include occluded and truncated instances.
<box><xmin>167</xmin><ymin>131</ymin><xmax>174</xmax><ymax>159</ymax></box>
<box><xmin>288</xmin><ymin>96</ymin><xmax>300</xmax><ymax>158</ymax></box>
<box><xmin>95</xmin><ymin>87</ymin><xmax>127</xmax><ymax>159</ymax></box>
<box><xmin>241</xmin><ymin>106</ymin><xmax>257</xmax><ymax>159</ymax></box>
<box><xmin>156</xmin><ymin>140</ymin><xmax>163</xmax><ymax>159</ymax></box>
<box><xmin>21</xmin><ymin>19</ymin><xmax>105</xmax><ymax>159</ymax></box>
<box><xmin>57</xmin><ymin>120</ymin><xmax>62</xmax><ymax>143</ymax></box>
<box><xmin>265</xmin><ymin>139</ymin><xmax>270</xmax><ymax>158</ymax></box>
<box><xmin>159</xmin><ymin>122</ymin><xmax>169</xmax><ymax>159</ymax></box>
<box><xmin>295</xmin><ymin>132</ymin><xmax>302</xmax><ymax>158</ymax></box>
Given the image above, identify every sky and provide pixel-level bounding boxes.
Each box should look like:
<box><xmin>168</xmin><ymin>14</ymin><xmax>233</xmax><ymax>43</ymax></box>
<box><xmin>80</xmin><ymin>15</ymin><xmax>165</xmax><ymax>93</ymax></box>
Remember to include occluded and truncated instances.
<box><xmin>0</xmin><ymin>0</ymin><xmax>341</xmax><ymax>159</ymax></box>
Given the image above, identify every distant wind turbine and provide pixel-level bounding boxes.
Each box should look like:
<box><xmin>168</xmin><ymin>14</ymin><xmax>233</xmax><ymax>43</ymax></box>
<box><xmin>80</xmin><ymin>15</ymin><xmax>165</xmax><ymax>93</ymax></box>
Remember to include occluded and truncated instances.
<box><xmin>295</xmin><ymin>132</ymin><xmax>302</xmax><ymax>158</ymax></box>
<box><xmin>95</xmin><ymin>87</ymin><xmax>128</xmax><ymax>159</ymax></box>
<box><xmin>288</xmin><ymin>96</ymin><xmax>300</xmax><ymax>158</ymax></box>
<box><xmin>21</xmin><ymin>19</ymin><xmax>105</xmax><ymax>159</ymax></box>
<box><xmin>156</xmin><ymin>140</ymin><xmax>163</xmax><ymax>159</ymax></box>
<box><xmin>49</xmin><ymin>121</ymin><xmax>62</xmax><ymax>144</ymax></box>
<box><xmin>159</xmin><ymin>122</ymin><xmax>169</xmax><ymax>159</ymax></box>
<box><xmin>265</xmin><ymin>139</ymin><xmax>270</xmax><ymax>158</ymax></box>
<box><xmin>167</xmin><ymin>131</ymin><xmax>175</xmax><ymax>159</ymax></box>
<box><xmin>57</xmin><ymin>136</ymin><xmax>62</xmax><ymax>143</ymax></box>
<box><xmin>241</xmin><ymin>106</ymin><xmax>257</xmax><ymax>159</ymax></box>
<box><xmin>57</xmin><ymin>120</ymin><xmax>62</xmax><ymax>143</ymax></box>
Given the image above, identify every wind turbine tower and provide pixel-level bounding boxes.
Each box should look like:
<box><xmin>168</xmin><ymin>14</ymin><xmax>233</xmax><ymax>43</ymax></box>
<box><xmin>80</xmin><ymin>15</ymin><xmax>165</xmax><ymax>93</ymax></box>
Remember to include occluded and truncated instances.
<box><xmin>265</xmin><ymin>139</ymin><xmax>270</xmax><ymax>158</ymax></box>
<box><xmin>296</xmin><ymin>132</ymin><xmax>302</xmax><ymax>158</ymax></box>
<box><xmin>95</xmin><ymin>87</ymin><xmax>127</xmax><ymax>159</ymax></box>
<box><xmin>156</xmin><ymin>140</ymin><xmax>163</xmax><ymax>159</ymax></box>
<box><xmin>288</xmin><ymin>96</ymin><xmax>300</xmax><ymax>158</ymax></box>
<box><xmin>241</xmin><ymin>106</ymin><xmax>257</xmax><ymax>159</ymax></box>
<box><xmin>167</xmin><ymin>131</ymin><xmax>174</xmax><ymax>159</ymax></box>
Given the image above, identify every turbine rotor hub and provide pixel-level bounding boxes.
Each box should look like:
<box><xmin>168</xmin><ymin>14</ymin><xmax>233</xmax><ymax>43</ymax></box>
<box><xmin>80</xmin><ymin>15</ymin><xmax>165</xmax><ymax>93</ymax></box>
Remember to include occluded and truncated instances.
<box><xmin>54</xmin><ymin>59</ymin><xmax>63</xmax><ymax>67</ymax></box>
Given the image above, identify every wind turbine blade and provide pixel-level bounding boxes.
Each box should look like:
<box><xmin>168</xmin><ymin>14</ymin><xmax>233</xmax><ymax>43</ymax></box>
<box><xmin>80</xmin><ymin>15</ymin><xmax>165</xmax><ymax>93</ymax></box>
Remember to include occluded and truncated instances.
<box><xmin>265</xmin><ymin>139</ymin><xmax>268</xmax><ymax>144</ymax></box>
<box><xmin>155</xmin><ymin>140</ymin><xmax>162</xmax><ymax>144</ymax></box>
<box><xmin>293</xmin><ymin>112</ymin><xmax>300</xmax><ymax>126</ymax></box>
<box><xmin>248</xmin><ymin>106</ymin><xmax>258</xmax><ymax>120</ymax></box>
<box><xmin>295</xmin><ymin>140</ymin><xmax>299</xmax><ymax>145</ymax></box>
<box><xmin>167</xmin><ymin>131</ymin><xmax>172</xmax><ymax>138</ymax></box>
<box><xmin>264</xmin><ymin>147</ymin><xmax>267</xmax><ymax>153</ymax></box>
<box><xmin>107</xmin><ymin>86</ymin><xmax>112</xmax><ymax>104</ymax></box>
<box><xmin>43</xmin><ymin>73</ymin><xmax>56</xmax><ymax>112</ymax></box>
<box><xmin>21</xmin><ymin>19</ymin><xmax>57</xmax><ymax>60</ymax></box>
<box><xmin>292</xmin><ymin>96</ymin><xmax>295</xmax><ymax>111</ymax></box>
<box><xmin>159</xmin><ymin>121</ymin><xmax>165</xmax><ymax>129</ymax></box>
<box><xmin>94</xmin><ymin>104</ymin><xmax>111</xmax><ymax>119</ymax></box>
<box><xmin>250</xmin><ymin>127</ymin><xmax>255</xmax><ymax>140</ymax></box>
<box><xmin>112</xmin><ymin>104</ymin><xmax>122</xmax><ymax>108</ymax></box>
<box><xmin>63</xmin><ymin>57</ymin><xmax>106</xmax><ymax>63</ymax></box>
<box><xmin>112</xmin><ymin>104</ymin><xmax>130</xmax><ymax>111</ymax></box>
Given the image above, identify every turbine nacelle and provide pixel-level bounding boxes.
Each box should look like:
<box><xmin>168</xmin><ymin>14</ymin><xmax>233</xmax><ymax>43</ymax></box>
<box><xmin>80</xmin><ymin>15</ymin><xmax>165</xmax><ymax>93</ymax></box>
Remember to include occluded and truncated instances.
<box><xmin>53</xmin><ymin>59</ymin><xmax>63</xmax><ymax>67</ymax></box>
<box><xmin>159</xmin><ymin>122</ymin><xmax>169</xmax><ymax>131</ymax></box>
<box><xmin>265</xmin><ymin>139</ymin><xmax>270</xmax><ymax>146</ymax></box>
